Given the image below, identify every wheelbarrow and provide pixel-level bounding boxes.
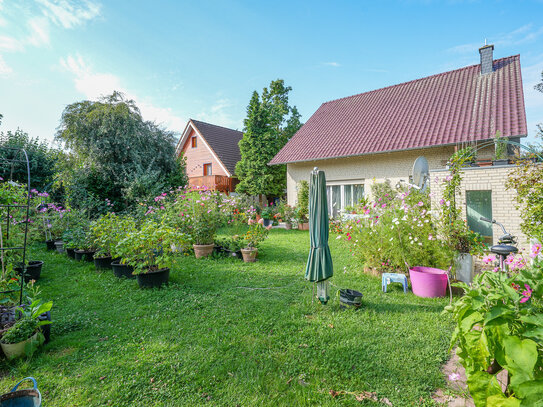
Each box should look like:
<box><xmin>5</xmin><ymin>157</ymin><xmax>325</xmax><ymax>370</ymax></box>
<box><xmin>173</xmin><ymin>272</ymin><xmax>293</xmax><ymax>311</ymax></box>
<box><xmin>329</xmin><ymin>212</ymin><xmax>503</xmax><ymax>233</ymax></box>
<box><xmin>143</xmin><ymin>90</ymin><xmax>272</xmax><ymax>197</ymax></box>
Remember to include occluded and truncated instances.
<box><xmin>0</xmin><ymin>377</ymin><xmax>41</xmax><ymax>407</ymax></box>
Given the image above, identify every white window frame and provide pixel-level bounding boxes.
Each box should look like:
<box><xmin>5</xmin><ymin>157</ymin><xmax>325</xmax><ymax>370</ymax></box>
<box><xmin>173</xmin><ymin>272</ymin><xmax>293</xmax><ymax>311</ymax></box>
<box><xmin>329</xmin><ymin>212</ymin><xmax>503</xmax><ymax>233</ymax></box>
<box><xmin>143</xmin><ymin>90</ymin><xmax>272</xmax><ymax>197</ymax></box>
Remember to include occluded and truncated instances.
<box><xmin>326</xmin><ymin>179</ymin><xmax>365</xmax><ymax>217</ymax></box>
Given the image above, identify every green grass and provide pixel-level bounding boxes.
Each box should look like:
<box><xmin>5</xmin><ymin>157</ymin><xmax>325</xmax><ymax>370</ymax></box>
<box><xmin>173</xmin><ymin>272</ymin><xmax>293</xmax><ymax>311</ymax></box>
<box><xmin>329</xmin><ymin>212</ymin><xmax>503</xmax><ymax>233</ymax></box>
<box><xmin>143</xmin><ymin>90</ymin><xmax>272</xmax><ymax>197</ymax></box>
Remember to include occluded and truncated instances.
<box><xmin>0</xmin><ymin>230</ymin><xmax>454</xmax><ymax>406</ymax></box>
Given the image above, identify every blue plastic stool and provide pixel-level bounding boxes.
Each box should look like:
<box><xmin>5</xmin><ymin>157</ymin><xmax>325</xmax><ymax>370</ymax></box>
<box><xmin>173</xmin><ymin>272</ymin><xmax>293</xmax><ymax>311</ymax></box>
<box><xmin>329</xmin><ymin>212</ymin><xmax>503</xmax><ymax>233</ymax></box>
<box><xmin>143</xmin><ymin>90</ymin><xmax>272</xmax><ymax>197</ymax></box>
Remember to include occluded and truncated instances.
<box><xmin>382</xmin><ymin>273</ymin><xmax>408</xmax><ymax>293</ymax></box>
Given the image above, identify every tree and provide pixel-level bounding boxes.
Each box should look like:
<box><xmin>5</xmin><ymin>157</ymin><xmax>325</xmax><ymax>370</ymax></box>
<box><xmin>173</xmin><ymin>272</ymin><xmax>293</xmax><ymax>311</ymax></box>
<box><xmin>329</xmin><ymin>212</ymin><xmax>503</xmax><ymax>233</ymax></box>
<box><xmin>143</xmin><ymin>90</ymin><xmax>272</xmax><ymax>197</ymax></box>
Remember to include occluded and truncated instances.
<box><xmin>536</xmin><ymin>71</ymin><xmax>543</xmax><ymax>140</ymax></box>
<box><xmin>235</xmin><ymin>80</ymin><xmax>301</xmax><ymax>198</ymax></box>
<box><xmin>56</xmin><ymin>92</ymin><xmax>186</xmax><ymax>215</ymax></box>
<box><xmin>0</xmin><ymin>120</ymin><xmax>60</xmax><ymax>190</ymax></box>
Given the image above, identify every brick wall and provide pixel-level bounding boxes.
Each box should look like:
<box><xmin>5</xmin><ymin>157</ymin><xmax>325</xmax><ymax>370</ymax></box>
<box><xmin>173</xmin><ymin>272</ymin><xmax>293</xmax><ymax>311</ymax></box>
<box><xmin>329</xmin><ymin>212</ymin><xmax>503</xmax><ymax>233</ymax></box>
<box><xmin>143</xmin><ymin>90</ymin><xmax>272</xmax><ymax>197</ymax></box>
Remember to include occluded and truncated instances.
<box><xmin>286</xmin><ymin>146</ymin><xmax>456</xmax><ymax>205</ymax></box>
<box><xmin>430</xmin><ymin>165</ymin><xmax>530</xmax><ymax>252</ymax></box>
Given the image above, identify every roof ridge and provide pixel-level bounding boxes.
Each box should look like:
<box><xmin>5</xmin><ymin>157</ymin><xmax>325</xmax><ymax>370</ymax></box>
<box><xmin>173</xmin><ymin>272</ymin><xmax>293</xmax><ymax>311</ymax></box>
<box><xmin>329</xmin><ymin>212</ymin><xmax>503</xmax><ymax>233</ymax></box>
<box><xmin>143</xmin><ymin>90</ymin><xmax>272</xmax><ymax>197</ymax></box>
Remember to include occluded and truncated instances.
<box><xmin>191</xmin><ymin>118</ymin><xmax>242</xmax><ymax>134</ymax></box>
<box><xmin>321</xmin><ymin>54</ymin><xmax>520</xmax><ymax>106</ymax></box>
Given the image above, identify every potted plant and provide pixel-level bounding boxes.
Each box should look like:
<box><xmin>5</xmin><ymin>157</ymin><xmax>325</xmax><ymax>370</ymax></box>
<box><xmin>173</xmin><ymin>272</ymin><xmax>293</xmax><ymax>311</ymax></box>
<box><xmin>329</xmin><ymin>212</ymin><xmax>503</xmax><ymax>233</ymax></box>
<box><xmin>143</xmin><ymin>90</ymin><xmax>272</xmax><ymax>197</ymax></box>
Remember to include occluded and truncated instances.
<box><xmin>72</xmin><ymin>223</ymin><xmax>95</xmax><ymax>261</ymax></box>
<box><xmin>260</xmin><ymin>206</ymin><xmax>274</xmax><ymax>227</ymax></box>
<box><xmin>116</xmin><ymin>221</ymin><xmax>186</xmax><ymax>288</ymax></box>
<box><xmin>240</xmin><ymin>222</ymin><xmax>269</xmax><ymax>262</ymax></box>
<box><xmin>0</xmin><ymin>299</ymin><xmax>53</xmax><ymax>360</ymax></box>
<box><xmin>109</xmin><ymin>216</ymin><xmax>138</xmax><ymax>279</ymax></box>
<box><xmin>276</xmin><ymin>201</ymin><xmax>294</xmax><ymax>230</ymax></box>
<box><xmin>91</xmin><ymin>213</ymin><xmax>118</xmax><ymax>270</ymax></box>
<box><xmin>296</xmin><ymin>180</ymin><xmax>310</xmax><ymax>230</ymax></box>
<box><xmin>191</xmin><ymin>199</ymin><xmax>217</xmax><ymax>259</ymax></box>
<box><xmin>493</xmin><ymin>131</ymin><xmax>509</xmax><ymax>166</ymax></box>
<box><xmin>15</xmin><ymin>261</ymin><xmax>44</xmax><ymax>283</ymax></box>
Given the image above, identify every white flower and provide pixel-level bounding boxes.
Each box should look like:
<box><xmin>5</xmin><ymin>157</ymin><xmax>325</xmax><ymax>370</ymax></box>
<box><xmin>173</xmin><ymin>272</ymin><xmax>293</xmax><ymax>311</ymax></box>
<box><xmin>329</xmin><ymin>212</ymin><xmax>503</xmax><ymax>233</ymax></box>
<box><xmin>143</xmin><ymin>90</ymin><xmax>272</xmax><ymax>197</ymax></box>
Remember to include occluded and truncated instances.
<box><xmin>389</xmin><ymin>237</ymin><xmax>394</xmax><ymax>241</ymax></box>
<box><xmin>336</xmin><ymin>235</ymin><xmax>342</xmax><ymax>239</ymax></box>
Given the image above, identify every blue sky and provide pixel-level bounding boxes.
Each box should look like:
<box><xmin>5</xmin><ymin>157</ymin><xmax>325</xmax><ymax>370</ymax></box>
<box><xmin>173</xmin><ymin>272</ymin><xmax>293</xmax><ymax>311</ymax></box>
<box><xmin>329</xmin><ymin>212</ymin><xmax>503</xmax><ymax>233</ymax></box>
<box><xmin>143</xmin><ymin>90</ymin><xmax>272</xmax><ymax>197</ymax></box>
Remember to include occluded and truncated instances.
<box><xmin>0</xmin><ymin>0</ymin><xmax>542</xmax><ymax>146</ymax></box>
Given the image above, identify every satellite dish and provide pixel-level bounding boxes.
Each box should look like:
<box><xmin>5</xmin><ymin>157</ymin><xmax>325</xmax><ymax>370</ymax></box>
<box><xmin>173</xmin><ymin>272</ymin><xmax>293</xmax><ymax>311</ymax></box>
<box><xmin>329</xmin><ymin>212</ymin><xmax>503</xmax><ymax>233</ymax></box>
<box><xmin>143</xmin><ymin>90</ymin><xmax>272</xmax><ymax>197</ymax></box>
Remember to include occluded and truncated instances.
<box><xmin>412</xmin><ymin>156</ymin><xmax>430</xmax><ymax>193</ymax></box>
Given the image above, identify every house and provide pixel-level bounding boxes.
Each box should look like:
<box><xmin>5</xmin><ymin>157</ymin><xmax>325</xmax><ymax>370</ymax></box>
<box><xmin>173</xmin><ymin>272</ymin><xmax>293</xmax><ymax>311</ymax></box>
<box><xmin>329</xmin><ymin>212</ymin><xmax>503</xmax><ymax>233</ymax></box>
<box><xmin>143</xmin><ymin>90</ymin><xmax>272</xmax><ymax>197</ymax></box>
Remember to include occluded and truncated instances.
<box><xmin>176</xmin><ymin>119</ymin><xmax>243</xmax><ymax>193</ymax></box>
<box><xmin>270</xmin><ymin>45</ymin><xmax>529</xmax><ymax>248</ymax></box>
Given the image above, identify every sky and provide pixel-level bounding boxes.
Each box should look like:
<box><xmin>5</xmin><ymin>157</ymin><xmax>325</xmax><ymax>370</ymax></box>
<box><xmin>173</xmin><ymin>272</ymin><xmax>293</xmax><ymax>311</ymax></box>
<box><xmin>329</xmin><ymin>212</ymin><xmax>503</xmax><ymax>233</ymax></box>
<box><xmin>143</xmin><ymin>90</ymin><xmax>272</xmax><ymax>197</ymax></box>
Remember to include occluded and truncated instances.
<box><xmin>0</xmin><ymin>0</ymin><xmax>542</xmax><ymax>147</ymax></box>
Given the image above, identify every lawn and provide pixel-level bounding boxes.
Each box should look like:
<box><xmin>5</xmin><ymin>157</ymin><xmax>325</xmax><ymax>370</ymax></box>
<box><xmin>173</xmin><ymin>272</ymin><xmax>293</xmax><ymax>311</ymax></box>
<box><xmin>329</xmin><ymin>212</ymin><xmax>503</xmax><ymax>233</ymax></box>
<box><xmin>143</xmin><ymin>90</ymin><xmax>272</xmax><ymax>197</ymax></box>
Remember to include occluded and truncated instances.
<box><xmin>0</xmin><ymin>230</ymin><xmax>454</xmax><ymax>406</ymax></box>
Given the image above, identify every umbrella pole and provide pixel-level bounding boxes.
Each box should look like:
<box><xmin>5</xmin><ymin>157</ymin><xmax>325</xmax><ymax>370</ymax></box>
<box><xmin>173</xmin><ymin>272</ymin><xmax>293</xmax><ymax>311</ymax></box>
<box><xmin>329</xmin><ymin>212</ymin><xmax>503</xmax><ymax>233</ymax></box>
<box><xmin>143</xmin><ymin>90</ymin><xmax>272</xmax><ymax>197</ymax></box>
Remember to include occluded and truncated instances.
<box><xmin>312</xmin><ymin>282</ymin><xmax>315</xmax><ymax>304</ymax></box>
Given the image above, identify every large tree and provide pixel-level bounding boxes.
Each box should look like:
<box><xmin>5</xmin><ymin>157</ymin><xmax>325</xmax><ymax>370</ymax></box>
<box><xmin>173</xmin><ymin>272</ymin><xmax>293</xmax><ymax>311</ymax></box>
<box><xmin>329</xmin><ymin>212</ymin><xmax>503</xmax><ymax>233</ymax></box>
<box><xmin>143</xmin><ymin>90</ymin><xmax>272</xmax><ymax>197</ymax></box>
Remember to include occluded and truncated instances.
<box><xmin>235</xmin><ymin>80</ymin><xmax>301</xmax><ymax>197</ymax></box>
<box><xmin>56</xmin><ymin>91</ymin><xmax>187</xmax><ymax>215</ymax></box>
<box><xmin>0</xmin><ymin>116</ymin><xmax>60</xmax><ymax>190</ymax></box>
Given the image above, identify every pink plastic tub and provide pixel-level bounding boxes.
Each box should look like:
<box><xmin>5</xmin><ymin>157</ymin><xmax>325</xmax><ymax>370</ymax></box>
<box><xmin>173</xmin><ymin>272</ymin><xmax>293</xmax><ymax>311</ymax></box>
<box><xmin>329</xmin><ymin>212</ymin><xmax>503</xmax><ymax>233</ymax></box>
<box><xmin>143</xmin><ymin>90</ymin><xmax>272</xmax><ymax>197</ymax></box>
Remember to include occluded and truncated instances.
<box><xmin>409</xmin><ymin>266</ymin><xmax>448</xmax><ymax>298</ymax></box>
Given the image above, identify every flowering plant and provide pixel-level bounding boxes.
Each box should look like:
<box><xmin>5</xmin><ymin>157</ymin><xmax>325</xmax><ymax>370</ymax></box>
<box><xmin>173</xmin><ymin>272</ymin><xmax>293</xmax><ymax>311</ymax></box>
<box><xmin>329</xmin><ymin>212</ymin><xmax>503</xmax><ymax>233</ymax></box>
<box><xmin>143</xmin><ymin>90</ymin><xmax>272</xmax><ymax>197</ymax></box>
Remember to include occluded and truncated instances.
<box><xmin>243</xmin><ymin>222</ymin><xmax>269</xmax><ymax>249</ymax></box>
<box><xmin>337</xmin><ymin>186</ymin><xmax>451</xmax><ymax>273</ymax></box>
<box><xmin>91</xmin><ymin>213</ymin><xmax>137</xmax><ymax>258</ymax></box>
<box><xmin>445</xmin><ymin>257</ymin><xmax>543</xmax><ymax>406</ymax></box>
<box><xmin>115</xmin><ymin>220</ymin><xmax>187</xmax><ymax>274</ymax></box>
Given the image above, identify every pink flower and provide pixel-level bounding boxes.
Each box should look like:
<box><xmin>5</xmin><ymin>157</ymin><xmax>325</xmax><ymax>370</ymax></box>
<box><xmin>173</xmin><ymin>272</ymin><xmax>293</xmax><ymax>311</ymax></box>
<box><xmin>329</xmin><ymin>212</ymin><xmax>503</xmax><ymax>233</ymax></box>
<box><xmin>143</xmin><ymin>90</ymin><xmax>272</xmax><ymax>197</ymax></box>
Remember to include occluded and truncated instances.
<box><xmin>445</xmin><ymin>175</ymin><xmax>453</xmax><ymax>182</ymax></box>
<box><xmin>448</xmin><ymin>373</ymin><xmax>460</xmax><ymax>381</ymax></box>
<box><xmin>417</xmin><ymin>201</ymin><xmax>423</xmax><ymax>206</ymax></box>
<box><xmin>439</xmin><ymin>199</ymin><xmax>445</xmax><ymax>206</ymax></box>
<box><xmin>520</xmin><ymin>284</ymin><xmax>532</xmax><ymax>303</ymax></box>
<box><xmin>483</xmin><ymin>254</ymin><xmax>497</xmax><ymax>264</ymax></box>
<box><xmin>381</xmin><ymin>204</ymin><xmax>386</xmax><ymax>208</ymax></box>
<box><xmin>505</xmin><ymin>254</ymin><xmax>515</xmax><ymax>265</ymax></box>
<box><xmin>530</xmin><ymin>243</ymin><xmax>541</xmax><ymax>258</ymax></box>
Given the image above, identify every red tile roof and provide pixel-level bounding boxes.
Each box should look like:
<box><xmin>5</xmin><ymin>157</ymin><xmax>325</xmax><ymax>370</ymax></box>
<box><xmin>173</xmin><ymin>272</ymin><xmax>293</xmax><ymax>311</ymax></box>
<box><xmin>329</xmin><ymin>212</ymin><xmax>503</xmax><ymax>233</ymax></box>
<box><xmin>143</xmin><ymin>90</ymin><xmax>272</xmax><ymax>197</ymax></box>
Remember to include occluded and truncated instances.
<box><xmin>270</xmin><ymin>55</ymin><xmax>527</xmax><ymax>165</ymax></box>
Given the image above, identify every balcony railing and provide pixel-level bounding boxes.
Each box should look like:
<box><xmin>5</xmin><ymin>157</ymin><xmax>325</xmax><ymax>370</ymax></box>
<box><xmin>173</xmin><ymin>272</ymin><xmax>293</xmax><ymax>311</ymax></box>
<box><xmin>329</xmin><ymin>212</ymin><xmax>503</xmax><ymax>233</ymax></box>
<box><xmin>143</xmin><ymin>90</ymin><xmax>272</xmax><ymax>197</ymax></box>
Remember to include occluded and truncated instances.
<box><xmin>188</xmin><ymin>175</ymin><xmax>237</xmax><ymax>193</ymax></box>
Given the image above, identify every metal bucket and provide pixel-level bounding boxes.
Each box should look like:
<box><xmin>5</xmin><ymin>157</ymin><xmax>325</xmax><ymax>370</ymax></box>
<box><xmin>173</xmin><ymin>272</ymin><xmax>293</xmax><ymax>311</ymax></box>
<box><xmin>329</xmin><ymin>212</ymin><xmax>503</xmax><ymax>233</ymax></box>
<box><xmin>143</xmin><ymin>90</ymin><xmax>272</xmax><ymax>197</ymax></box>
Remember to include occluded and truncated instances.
<box><xmin>0</xmin><ymin>377</ymin><xmax>41</xmax><ymax>407</ymax></box>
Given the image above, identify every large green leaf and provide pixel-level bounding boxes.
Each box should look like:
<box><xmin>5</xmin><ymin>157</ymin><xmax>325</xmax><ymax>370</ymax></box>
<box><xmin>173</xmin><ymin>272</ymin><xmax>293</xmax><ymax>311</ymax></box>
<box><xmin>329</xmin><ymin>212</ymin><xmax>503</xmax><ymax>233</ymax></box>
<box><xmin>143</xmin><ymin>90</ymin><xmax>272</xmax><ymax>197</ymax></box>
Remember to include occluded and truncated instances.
<box><xmin>520</xmin><ymin>314</ymin><xmax>543</xmax><ymax>328</ymax></box>
<box><xmin>522</xmin><ymin>327</ymin><xmax>543</xmax><ymax>342</ymax></box>
<box><xmin>461</xmin><ymin>310</ymin><xmax>484</xmax><ymax>332</ymax></box>
<box><xmin>516</xmin><ymin>379</ymin><xmax>543</xmax><ymax>406</ymax></box>
<box><xmin>503</xmin><ymin>337</ymin><xmax>538</xmax><ymax>390</ymax></box>
<box><xmin>467</xmin><ymin>371</ymin><xmax>504</xmax><ymax>407</ymax></box>
<box><xmin>484</xmin><ymin>306</ymin><xmax>513</xmax><ymax>325</ymax></box>
<box><xmin>486</xmin><ymin>394</ymin><xmax>521</xmax><ymax>407</ymax></box>
<box><xmin>464</xmin><ymin>330</ymin><xmax>491</xmax><ymax>371</ymax></box>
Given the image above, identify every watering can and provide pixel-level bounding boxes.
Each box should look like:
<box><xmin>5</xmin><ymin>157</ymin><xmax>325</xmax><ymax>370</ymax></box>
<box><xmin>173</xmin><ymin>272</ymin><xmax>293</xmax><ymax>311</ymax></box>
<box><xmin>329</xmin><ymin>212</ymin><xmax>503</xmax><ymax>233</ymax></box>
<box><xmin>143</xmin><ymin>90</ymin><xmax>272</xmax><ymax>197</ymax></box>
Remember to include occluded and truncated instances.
<box><xmin>0</xmin><ymin>377</ymin><xmax>41</xmax><ymax>407</ymax></box>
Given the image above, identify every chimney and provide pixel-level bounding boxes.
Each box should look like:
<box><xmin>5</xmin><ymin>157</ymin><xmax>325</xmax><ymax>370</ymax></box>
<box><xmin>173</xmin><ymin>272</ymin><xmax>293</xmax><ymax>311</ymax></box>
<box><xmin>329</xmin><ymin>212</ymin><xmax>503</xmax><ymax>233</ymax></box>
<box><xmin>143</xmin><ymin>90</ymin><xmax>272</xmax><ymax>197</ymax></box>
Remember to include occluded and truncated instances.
<box><xmin>479</xmin><ymin>44</ymin><xmax>494</xmax><ymax>75</ymax></box>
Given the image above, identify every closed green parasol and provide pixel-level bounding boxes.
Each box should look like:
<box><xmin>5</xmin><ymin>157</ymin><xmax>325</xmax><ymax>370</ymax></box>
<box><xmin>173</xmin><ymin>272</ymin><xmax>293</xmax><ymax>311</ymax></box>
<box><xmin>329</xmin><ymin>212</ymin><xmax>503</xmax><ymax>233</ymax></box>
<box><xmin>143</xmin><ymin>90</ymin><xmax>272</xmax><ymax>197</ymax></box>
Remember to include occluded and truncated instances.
<box><xmin>304</xmin><ymin>168</ymin><xmax>333</xmax><ymax>304</ymax></box>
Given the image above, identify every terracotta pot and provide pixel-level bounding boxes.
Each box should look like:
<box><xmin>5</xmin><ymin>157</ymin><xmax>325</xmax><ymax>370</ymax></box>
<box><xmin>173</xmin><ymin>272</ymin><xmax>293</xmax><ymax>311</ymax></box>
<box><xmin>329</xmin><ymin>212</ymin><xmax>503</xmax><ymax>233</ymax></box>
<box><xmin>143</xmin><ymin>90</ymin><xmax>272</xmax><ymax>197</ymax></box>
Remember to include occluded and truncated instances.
<box><xmin>298</xmin><ymin>222</ymin><xmax>309</xmax><ymax>230</ymax></box>
<box><xmin>193</xmin><ymin>244</ymin><xmax>214</xmax><ymax>259</ymax></box>
<box><xmin>241</xmin><ymin>248</ymin><xmax>257</xmax><ymax>262</ymax></box>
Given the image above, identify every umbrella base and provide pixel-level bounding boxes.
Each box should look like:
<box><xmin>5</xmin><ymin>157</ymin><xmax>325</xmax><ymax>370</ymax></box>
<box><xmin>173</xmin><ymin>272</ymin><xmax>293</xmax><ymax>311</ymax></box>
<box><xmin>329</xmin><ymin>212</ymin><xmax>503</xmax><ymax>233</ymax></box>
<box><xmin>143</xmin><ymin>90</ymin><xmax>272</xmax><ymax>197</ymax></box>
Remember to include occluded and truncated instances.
<box><xmin>317</xmin><ymin>280</ymin><xmax>330</xmax><ymax>304</ymax></box>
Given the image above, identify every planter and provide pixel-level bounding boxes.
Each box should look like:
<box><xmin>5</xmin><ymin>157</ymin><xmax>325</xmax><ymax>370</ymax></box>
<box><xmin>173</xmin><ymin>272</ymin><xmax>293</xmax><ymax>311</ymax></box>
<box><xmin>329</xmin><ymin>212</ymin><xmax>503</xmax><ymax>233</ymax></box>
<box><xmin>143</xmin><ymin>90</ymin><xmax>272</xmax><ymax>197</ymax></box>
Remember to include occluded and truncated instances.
<box><xmin>455</xmin><ymin>253</ymin><xmax>474</xmax><ymax>284</ymax></box>
<box><xmin>262</xmin><ymin>219</ymin><xmax>273</xmax><ymax>227</ymax></box>
<box><xmin>45</xmin><ymin>240</ymin><xmax>56</xmax><ymax>251</ymax></box>
<box><xmin>284</xmin><ymin>222</ymin><xmax>292</xmax><ymax>230</ymax></box>
<box><xmin>409</xmin><ymin>266</ymin><xmax>448</xmax><ymax>298</ymax></box>
<box><xmin>136</xmin><ymin>268</ymin><xmax>169</xmax><ymax>288</ymax></box>
<box><xmin>54</xmin><ymin>241</ymin><xmax>64</xmax><ymax>254</ymax></box>
<box><xmin>66</xmin><ymin>248</ymin><xmax>76</xmax><ymax>259</ymax></box>
<box><xmin>241</xmin><ymin>248</ymin><xmax>257</xmax><ymax>262</ymax></box>
<box><xmin>339</xmin><ymin>289</ymin><xmax>363</xmax><ymax>309</ymax></box>
<box><xmin>492</xmin><ymin>159</ymin><xmax>510</xmax><ymax>166</ymax></box>
<box><xmin>93</xmin><ymin>255</ymin><xmax>113</xmax><ymax>270</ymax></box>
<box><xmin>193</xmin><ymin>244</ymin><xmax>214</xmax><ymax>259</ymax></box>
<box><xmin>74</xmin><ymin>249</ymin><xmax>95</xmax><ymax>262</ymax></box>
<box><xmin>478</xmin><ymin>160</ymin><xmax>493</xmax><ymax>167</ymax></box>
<box><xmin>111</xmin><ymin>260</ymin><xmax>135</xmax><ymax>279</ymax></box>
<box><xmin>298</xmin><ymin>222</ymin><xmax>309</xmax><ymax>231</ymax></box>
<box><xmin>1</xmin><ymin>332</ymin><xmax>38</xmax><ymax>360</ymax></box>
<box><xmin>15</xmin><ymin>261</ymin><xmax>43</xmax><ymax>283</ymax></box>
<box><xmin>0</xmin><ymin>377</ymin><xmax>41</xmax><ymax>406</ymax></box>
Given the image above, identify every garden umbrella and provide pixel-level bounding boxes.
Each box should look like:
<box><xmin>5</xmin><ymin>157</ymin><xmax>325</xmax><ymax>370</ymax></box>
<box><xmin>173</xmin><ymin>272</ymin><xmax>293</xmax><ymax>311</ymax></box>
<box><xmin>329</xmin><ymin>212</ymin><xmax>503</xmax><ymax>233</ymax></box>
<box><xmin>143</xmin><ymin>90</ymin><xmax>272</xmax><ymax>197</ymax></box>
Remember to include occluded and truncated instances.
<box><xmin>305</xmin><ymin>168</ymin><xmax>333</xmax><ymax>304</ymax></box>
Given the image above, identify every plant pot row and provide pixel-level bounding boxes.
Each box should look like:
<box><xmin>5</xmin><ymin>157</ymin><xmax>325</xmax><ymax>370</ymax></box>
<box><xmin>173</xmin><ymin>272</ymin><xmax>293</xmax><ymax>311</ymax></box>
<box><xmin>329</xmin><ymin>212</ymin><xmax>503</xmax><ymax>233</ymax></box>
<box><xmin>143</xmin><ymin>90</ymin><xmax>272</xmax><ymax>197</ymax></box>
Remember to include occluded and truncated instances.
<box><xmin>195</xmin><ymin>243</ymin><xmax>259</xmax><ymax>262</ymax></box>
<box><xmin>57</xmin><ymin>244</ymin><xmax>170</xmax><ymax>289</ymax></box>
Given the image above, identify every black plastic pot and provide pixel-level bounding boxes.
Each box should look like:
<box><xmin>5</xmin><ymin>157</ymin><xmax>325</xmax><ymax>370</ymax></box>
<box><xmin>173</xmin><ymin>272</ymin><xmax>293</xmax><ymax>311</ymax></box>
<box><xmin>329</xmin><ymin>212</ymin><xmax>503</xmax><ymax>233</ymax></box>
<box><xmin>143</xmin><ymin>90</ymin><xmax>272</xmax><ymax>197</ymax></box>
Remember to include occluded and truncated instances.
<box><xmin>66</xmin><ymin>248</ymin><xmax>76</xmax><ymax>259</ymax></box>
<box><xmin>492</xmin><ymin>159</ymin><xmax>510</xmax><ymax>166</ymax></box>
<box><xmin>15</xmin><ymin>261</ymin><xmax>43</xmax><ymax>282</ymax></box>
<box><xmin>111</xmin><ymin>260</ymin><xmax>135</xmax><ymax>279</ymax></box>
<box><xmin>45</xmin><ymin>240</ymin><xmax>56</xmax><ymax>251</ymax></box>
<box><xmin>339</xmin><ymin>289</ymin><xmax>363</xmax><ymax>309</ymax></box>
<box><xmin>262</xmin><ymin>219</ymin><xmax>273</xmax><ymax>227</ymax></box>
<box><xmin>136</xmin><ymin>268</ymin><xmax>169</xmax><ymax>288</ymax></box>
<box><xmin>93</xmin><ymin>255</ymin><xmax>113</xmax><ymax>270</ymax></box>
<box><xmin>74</xmin><ymin>249</ymin><xmax>95</xmax><ymax>262</ymax></box>
<box><xmin>38</xmin><ymin>310</ymin><xmax>51</xmax><ymax>344</ymax></box>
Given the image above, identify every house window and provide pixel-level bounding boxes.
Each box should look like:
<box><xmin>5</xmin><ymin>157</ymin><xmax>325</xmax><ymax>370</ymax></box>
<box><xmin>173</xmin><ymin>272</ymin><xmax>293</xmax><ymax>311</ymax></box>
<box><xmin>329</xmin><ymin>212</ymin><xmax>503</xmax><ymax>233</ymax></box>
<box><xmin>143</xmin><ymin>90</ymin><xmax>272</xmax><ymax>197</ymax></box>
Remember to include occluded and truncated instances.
<box><xmin>326</xmin><ymin>183</ymin><xmax>365</xmax><ymax>217</ymax></box>
<box><xmin>466</xmin><ymin>190</ymin><xmax>493</xmax><ymax>245</ymax></box>
<box><xmin>191</xmin><ymin>136</ymin><xmax>197</xmax><ymax>148</ymax></box>
<box><xmin>203</xmin><ymin>163</ymin><xmax>212</xmax><ymax>176</ymax></box>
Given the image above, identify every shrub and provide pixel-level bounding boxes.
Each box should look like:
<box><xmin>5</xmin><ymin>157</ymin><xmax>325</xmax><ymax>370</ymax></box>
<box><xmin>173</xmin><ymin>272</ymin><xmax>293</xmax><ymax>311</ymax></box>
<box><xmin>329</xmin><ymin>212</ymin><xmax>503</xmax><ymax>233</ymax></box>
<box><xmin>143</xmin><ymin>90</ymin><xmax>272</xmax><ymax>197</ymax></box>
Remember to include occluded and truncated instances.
<box><xmin>445</xmin><ymin>259</ymin><xmax>543</xmax><ymax>406</ymax></box>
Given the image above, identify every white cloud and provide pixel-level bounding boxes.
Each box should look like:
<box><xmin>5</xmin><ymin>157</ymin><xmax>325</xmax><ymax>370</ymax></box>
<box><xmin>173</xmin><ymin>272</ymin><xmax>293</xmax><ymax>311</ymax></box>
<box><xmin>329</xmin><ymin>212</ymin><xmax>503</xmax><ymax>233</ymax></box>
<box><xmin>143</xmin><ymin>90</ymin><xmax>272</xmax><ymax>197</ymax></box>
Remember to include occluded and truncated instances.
<box><xmin>0</xmin><ymin>55</ymin><xmax>12</xmax><ymax>76</ymax></box>
<box><xmin>196</xmin><ymin>98</ymin><xmax>241</xmax><ymax>130</ymax></box>
<box><xmin>323</xmin><ymin>62</ymin><xmax>341</xmax><ymax>67</ymax></box>
<box><xmin>26</xmin><ymin>17</ymin><xmax>51</xmax><ymax>46</ymax></box>
<box><xmin>36</xmin><ymin>0</ymin><xmax>101</xmax><ymax>29</ymax></box>
<box><xmin>0</xmin><ymin>35</ymin><xmax>23</xmax><ymax>52</ymax></box>
<box><xmin>448</xmin><ymin>24</ymin><xmax>543</xmax><ymax>54</ymax></box>
<box><xmin>60</xmin><ymin>54</ymin><xmax>187</xmax><ymax>131</ymax></box>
